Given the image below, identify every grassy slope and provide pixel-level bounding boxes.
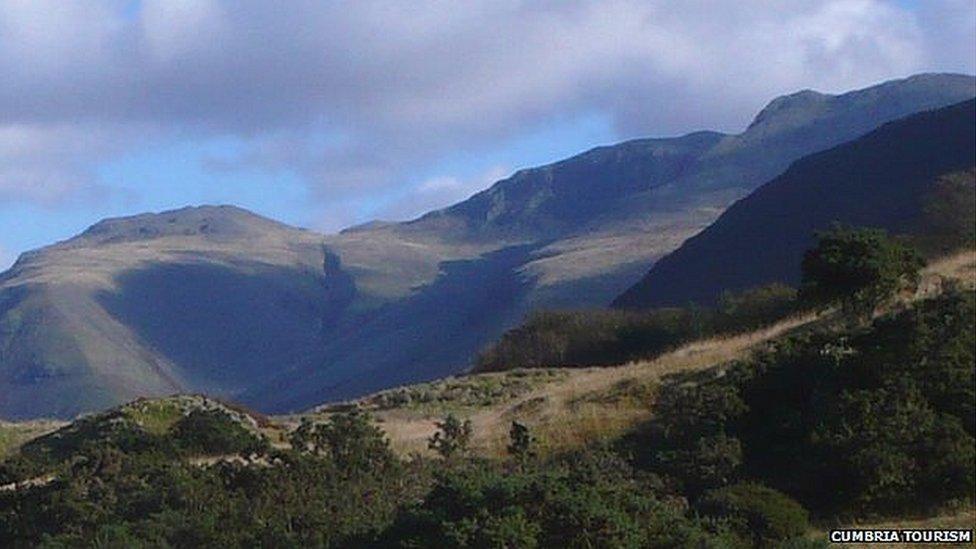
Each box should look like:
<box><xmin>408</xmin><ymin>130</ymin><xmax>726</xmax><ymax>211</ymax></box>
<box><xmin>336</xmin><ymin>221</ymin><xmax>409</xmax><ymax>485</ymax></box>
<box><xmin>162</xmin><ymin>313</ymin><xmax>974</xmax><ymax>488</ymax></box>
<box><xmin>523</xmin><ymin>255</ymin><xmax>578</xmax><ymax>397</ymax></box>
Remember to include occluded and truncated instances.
<box><xmin>0</xmin><ymin>421</ymin><xmax>64</xmax><ymax>459</ymax></box>
<box><xmin>7</xmin><ymin>251</ymin><xmax>973</xmax><ymax>459</ymax></box>
<box><xmin>3</xmin><ymin>250</ymin><xmax>972</xmax><ymax>533</ymax></box>
<box><xmin>290</xmin><ymin>250</ymin><xmax>975</xmax><ymax>458</ymax></box>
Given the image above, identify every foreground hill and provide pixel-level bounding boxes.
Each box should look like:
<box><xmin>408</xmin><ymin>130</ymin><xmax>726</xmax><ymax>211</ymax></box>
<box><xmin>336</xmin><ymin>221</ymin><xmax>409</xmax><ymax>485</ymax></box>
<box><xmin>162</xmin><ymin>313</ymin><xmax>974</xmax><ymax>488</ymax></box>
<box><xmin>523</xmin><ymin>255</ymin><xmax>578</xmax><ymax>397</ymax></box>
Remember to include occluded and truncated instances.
<box><xmin>615</xmin><ymin>98</ymin><xmax>976</xmax><ymax>308</ymax></box>
<box><xmin>1</xmin><ymin>74</ymin><xmax>973</xmax><ymax>419</ymax></box>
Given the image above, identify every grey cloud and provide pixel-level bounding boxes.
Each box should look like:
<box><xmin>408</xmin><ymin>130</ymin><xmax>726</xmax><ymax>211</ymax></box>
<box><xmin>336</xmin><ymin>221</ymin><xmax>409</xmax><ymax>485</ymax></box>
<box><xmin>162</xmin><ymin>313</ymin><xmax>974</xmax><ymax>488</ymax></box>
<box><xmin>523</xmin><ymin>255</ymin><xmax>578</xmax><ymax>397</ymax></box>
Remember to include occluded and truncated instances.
<box><xmin>0</xmin><ymin>0</ymin><xmax>971</xmax><ymax>211</ymax></box>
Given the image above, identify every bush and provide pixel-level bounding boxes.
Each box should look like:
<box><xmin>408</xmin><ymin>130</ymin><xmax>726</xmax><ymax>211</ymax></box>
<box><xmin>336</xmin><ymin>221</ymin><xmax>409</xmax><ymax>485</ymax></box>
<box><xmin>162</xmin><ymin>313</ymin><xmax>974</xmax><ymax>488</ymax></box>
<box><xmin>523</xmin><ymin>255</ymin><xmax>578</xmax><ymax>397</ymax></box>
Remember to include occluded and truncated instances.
<box><xmin>698</xmin><ymin>482</ymin><xmax>810</xmax><ymax>548</ymax></box>
<box><xmin>289</xmin><ymin>411</ymin><xmax>394</xmax><ymax>473</ymax></box>
<box><xmin>428</xmin><ymin>414</ymin><xmax>473</xmax><ymax>460</ymax></box>
<box><xmin>384</xmin><ymin>450</ymin><xmax>726</xmax><ymax>548</ymax></box>
<box><xmin>913</xmin><ymin>169</ymin><xmax>976</xmax><ymax>256</ymax></box>
<box><xmin>644</xmin><ymin>289</ymin><xmax>975</xmax><ymax>517</ymax></box>
<box><xmin>171</xmin><ymin>409</ymin><xmax>265</xmax><ymax>456</ymax></box>
<box><xmin>476</xmin><ymin>285</ymin><xmax>799</xmax><ymax>373</ymax></box>
<box><xmin>800</xmin><ymin>226</ymin><xmax>923</xmax><ymax>316</ymax></box>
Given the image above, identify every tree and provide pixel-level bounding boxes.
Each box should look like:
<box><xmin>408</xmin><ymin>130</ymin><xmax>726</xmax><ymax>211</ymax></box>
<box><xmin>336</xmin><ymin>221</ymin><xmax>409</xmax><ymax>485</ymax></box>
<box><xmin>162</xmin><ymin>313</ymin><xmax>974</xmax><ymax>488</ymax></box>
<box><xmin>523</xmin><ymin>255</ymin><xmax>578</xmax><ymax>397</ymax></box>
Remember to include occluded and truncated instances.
<box><xmin>507</xmin><ymin>421</ymin><xmax>536</xmax><ymax>466</ymax></box>
<box><xmin>428</xmin><ymin>414</ymin><xmax>472</xmax><ymax>460</ymax></box>
<box><xmin>288</xmin><ymin>411</ymin><xmax>393</xmax><ymax>473</ymax></box>
<box><xmin>800</xmin><ymin>226</ymin><xmax>923</xmax><ymax>317</ymax></box>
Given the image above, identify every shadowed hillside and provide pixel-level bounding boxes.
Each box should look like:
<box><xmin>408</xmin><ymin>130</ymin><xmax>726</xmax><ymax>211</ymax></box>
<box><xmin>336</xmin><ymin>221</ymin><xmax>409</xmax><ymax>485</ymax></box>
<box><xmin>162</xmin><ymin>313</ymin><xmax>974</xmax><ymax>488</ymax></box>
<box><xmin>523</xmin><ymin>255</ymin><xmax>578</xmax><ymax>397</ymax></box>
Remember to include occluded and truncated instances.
<box><xmin>1</xmin><ymin>74</ymin><xmax>973</xmax><ymax>419</ymax></box>
<box><xmin>615</xmin><ymin>98</ymin><xmax>976</xmax><ymax>308</ymax></box>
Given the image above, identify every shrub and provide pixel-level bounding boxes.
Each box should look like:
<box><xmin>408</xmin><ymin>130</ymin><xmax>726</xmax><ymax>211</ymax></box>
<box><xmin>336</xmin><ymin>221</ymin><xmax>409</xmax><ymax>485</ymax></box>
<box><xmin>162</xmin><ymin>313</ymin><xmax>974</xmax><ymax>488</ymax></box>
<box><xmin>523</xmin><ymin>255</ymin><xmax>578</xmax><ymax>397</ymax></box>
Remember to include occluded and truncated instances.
<box><xmin>914</xmin><ymin>169</ymin><xmax>976</xmax><ymax>256</ymax></box>
<box><xmin>428</xmin><ymin>414</ymin><xmax>473</xmax><ymax>460</ymax></box>
<box><xmin>799</xmin><ymin>226</ymin><xmax>923</xmax><ymax>316</ymax></box>
<box><xmin>289</xmin><ymin>411</ymin><xmax>394</xmax><ymax>473</ymax></box>
<box><xmin>644</xmin><ymin>289</ymin><xmax>975</xmax><ymax>516</ymax></box>
<box><xmin>507</xmin><ymin>421</ymin><xmax>536</xmax><ymax>465</ymax></box>
<box><xmin>170</xmin><ymin>409</ymin><xmax>265</xmax><ymax>456</ymax></box>
<box><xmin>385</xmin><ymin>450</ymin><xmax>725</xmax><ymax>548</ymax></box>
<box><xmin>698</xmin><ymin>482</ymin><xmax>810</xmax><ymax>548</ymax></box>
<box><xmin>476</xmin><ymin>284</ymin><xmax>799</xmax><ymax>373</ymax></box>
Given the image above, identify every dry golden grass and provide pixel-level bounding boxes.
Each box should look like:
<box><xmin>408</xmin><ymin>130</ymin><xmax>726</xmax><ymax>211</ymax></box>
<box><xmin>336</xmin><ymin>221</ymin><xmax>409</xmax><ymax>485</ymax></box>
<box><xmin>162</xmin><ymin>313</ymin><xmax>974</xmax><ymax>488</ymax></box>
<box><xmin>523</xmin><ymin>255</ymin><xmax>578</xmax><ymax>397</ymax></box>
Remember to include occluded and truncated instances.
<box><xmin>361</xmin><ymin>249</ymin><xmax>976</xmax><ymax>459</ymax></box>
<box><xmin>367</xmin><ymin>311</ymin><xmax>818</xmax><ymax>458</ymax></box>
<box><xmin>920</xmin><ymin>249</ymin><xmax>976</xmax><ymax>291</ymax></box>
<box><xmin>0</xmin><ymin>420</ymin><xmax>65</xmax><ymax>458</ymax></box>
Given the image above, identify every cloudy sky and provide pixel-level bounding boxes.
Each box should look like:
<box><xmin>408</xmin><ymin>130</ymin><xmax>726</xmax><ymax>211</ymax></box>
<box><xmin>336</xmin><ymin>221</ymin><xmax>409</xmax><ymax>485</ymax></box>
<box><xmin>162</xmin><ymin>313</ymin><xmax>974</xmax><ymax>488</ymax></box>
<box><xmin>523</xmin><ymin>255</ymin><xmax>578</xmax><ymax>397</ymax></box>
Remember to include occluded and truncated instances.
<box><xmin>0</xmin><ymin>0</ymin><xmax>973</xmax><ymax>268</ymax></box>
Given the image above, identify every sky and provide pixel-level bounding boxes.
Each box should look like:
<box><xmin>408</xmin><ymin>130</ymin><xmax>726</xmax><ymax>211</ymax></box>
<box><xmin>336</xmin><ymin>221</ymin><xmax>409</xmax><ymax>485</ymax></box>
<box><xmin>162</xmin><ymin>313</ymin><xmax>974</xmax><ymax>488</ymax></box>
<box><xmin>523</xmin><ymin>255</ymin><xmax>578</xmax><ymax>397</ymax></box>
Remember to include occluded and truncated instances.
<box><xmin>0</xmin><ymin>0</ymin><xmax>974</xmax><ymax>269</ymax></box>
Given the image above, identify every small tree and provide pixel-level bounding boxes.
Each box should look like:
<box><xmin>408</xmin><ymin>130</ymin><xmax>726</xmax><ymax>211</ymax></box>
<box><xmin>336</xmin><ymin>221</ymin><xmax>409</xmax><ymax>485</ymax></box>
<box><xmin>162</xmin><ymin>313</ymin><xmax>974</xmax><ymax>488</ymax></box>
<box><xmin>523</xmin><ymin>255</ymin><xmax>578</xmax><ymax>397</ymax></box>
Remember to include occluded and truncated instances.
<box><xmin>289</xmin><ymin>411</ymin><xmax>393</xmax><ymax>473</ymax></box>
<box><xmin>800</xmin><ymin>226</ymin><xmax>923</xmax><ymax>317</ymax></box>
<box><xmin>507</xmin><ymin>421</ymin><xmax>536</xmax><ymax>465</ymax></box>
<box><xmin>428</xmin><ymin>414</ymin><xmax>472</xmax><ymax>460</ymax></box>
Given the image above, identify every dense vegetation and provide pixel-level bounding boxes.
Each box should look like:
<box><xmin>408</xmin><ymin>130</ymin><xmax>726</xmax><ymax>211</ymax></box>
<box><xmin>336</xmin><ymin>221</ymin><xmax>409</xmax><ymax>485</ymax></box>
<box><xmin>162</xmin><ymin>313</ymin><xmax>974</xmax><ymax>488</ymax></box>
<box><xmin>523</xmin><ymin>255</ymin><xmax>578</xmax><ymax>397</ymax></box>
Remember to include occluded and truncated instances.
<box><xmin>476</xmin><ymin>283</ymin><xmax>797</xmax><ymax>371</ymax></box>
<box><xmin>0</xmin><ymin>229</ymin><xmax>972</xmax><ymax>547</ymax></box>
<box><xmin>640</xmin><ymin>287</ymin><xmax>975</xmax><ymax>517</ymax></box>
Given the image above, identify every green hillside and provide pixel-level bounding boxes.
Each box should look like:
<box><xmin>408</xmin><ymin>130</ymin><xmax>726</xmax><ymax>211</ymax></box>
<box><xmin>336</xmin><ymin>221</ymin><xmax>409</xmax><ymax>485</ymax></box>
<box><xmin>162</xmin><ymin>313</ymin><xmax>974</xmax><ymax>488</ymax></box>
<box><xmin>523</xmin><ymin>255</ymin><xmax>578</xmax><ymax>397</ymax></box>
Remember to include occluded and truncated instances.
<box><xmin>1</xmin><ymin>240</ymin><xmax>972</xmax><ymax>547</ymax></box>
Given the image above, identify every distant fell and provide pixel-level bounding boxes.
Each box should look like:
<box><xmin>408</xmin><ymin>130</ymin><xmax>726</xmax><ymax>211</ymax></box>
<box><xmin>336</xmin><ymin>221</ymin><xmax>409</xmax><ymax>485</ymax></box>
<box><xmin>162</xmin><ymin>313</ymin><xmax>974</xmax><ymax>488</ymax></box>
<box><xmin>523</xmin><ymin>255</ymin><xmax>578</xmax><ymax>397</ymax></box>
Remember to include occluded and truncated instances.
<box><xmin>614</xmin><ymin>98</ymin><xmax>976</xmax><ymax>309</ymax></box>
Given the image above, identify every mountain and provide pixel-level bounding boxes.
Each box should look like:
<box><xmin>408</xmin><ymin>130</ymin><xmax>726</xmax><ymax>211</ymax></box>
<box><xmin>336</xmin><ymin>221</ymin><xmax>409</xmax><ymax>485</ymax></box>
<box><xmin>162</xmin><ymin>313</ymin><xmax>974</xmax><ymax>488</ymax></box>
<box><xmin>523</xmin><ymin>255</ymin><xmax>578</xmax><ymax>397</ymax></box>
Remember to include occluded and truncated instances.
<box><xmin>252</xmin><ymin>73</ymin><xmax>976</xmax><ymax>412</ymax></box>
<box><xmin>614</xmin><ymin>98</ymin><xmax>976</xmax><ymax>309</ymax></box>
<box><xmin>1</xmin><ymin>74</ymin><xmax>974</xmax><ymax>419</ymax></box>
<box><xmin>0</xmin><ymin>206</ymin><xmax>345</xmax><ymax>419</ymax></box>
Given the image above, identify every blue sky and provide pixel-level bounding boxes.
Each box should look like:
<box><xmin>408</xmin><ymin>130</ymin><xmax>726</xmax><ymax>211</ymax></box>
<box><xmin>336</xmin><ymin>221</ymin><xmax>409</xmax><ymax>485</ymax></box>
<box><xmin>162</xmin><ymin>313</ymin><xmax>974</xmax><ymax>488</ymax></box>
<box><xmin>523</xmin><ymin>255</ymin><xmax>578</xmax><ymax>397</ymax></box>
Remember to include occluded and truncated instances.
<box><xmin>0</xmin><ymin>0</ymin><xmax>973</xmax><ymax>269</ymax></box>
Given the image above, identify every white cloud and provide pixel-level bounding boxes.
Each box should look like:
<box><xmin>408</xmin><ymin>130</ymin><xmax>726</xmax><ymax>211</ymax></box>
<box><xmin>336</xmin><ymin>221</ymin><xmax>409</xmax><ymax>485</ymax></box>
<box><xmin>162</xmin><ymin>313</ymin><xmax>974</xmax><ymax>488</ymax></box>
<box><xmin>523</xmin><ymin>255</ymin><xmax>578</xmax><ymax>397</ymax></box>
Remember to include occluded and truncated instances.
<box><xmin>0</xmin><ymin>123</ymin><xmax>149</xmax><ymax>205</ymax></box>
<box><xmin>0</xmin><ymin>0</ymin><xmax>970</xmax><ymax>213</ymax></box>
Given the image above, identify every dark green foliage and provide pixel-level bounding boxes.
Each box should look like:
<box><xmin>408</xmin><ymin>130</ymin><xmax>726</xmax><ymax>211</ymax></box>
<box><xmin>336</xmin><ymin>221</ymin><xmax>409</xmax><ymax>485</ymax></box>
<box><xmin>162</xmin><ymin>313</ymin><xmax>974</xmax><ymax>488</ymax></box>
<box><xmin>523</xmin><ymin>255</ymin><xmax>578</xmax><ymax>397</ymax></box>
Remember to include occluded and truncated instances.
<box><xmin>384</xmin><ymin>450</ymin><xmax>729</xmax><ymax>548</ymax></box>
<box><xmin>799</xmin><ymin>226</ymin><xmax>923</xmax><ymax>316</ymax></box>
<box><xmin>697</xmin><ymin>482</ymin><xmax>810</xmax><ymax>547</ymax></box>
<box><xmin>170</xmin><ymin>409</ymin><xmax>266</xmax><ymax>456</ymax></box>
<box><xmin>477</xmin><ymin>284</ymin><xmax>797</xmax><ymax>372</ymax></box>
<box><xmin>0</xmin><ymin>413</ymin><xmax>427</xmax><ymax>547</ymax></box>
<box><xmin>507</xmin><ymin>421</ymin><xmax>536</xmax><ymax>465</ymax></box>
<box><xmin>428</xmin><ymin>414</ymin><xmax>473</xmax><ymax>460</ymax></box>
<box><xmin>475</xmin><ymin>308</ymin><xmax>700</xmax><ymax>371</ymax></box>
<box><xmin>289</xmin><ymin>411</ymin><xmax>395</xmax><ymax>473</ymax></box>
<box><xmin>645</xmin><ymin>289</ymin><xmax>976</xmax><ymax>517</ymax></box>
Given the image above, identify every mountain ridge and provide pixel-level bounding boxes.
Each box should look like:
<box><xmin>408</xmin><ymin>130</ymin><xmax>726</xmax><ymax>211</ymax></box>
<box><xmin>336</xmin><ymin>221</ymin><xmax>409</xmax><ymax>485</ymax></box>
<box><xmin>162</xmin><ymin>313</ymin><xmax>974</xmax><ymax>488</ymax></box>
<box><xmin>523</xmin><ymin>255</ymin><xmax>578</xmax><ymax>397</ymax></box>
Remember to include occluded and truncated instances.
<box><xmin>1</xmin><ymin>73</ymin><xmax>974</xmax><ymax>419</ymax></box>
<box><xmin>614</xmin><ymin>97</ymin><xmax>976</xmax><ymax>308</ymax></box>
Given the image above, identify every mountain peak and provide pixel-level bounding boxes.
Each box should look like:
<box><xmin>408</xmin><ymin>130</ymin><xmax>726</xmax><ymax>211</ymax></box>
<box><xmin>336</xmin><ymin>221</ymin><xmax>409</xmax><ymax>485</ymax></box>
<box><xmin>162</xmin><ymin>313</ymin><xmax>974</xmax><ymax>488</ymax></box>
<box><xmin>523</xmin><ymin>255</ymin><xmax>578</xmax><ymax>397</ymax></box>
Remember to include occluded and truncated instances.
<box><xmin>72</xmin><ymin>205</ymin><xmax>299</xmax><ymax>246</ymax></box>
<box><xmin>745</xmin><ymin>73</ymin><xmax>976</xmax><ymax>135</ymax></box>
<box><xmin>747</xmin><ymin>89</ymin><xmax>829</xmax><ymax>130</ymax></box>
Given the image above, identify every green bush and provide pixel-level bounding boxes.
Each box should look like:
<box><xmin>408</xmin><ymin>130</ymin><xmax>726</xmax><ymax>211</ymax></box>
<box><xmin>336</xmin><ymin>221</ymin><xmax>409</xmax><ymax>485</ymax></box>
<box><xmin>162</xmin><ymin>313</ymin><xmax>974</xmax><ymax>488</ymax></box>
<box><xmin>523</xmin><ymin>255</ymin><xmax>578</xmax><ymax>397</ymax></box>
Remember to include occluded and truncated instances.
<box><xmin>428</xmin><ymin>414</ymin><xmax>473</xmax><ymax>460</ymax></box>
<box><xmin>645</xmin><ymin>289</ymin><xmax>975</xmax><ymax>517</ymax></box>
<box><xmin>913</xmin><ymin>169</ymin><xmax>976</xmax><ymax>256</ymax></box>
<box><xmin>289</xmin><ymin>411</ymin><xmax>394</xmax><ymax>473</ymax></box>
<box><xmin>384</xmin><ymin>450</ymin><xmax>726</xmax><ymax>548</ymax></box>
<box><xmin>698</xmin><ymin>482</ymin><xmax>810</xmax><ymax>548</ymax></box>
<box><xmin>476</xmin><ymin>284</ymin><xmax>799</xmax><ymax>373</ymax></box>
<box><xmin>800</xmin><ymin>226</ymin><xmax>923</xmax><ymax>316</ymax></box>
<box><xmin>171</xmin><ymin>409</ymin><xmax>265</xmax><ymax>456</ymax></box>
